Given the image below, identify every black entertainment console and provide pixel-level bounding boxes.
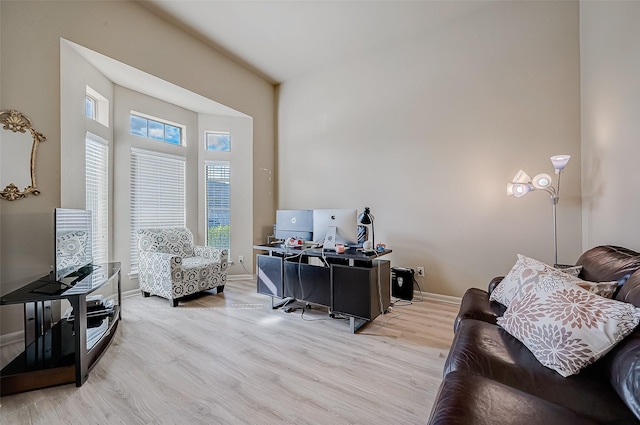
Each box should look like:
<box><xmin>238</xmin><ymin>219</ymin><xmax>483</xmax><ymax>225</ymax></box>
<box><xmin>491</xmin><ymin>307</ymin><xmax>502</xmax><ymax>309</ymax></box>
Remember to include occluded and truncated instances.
<box><xmin>0</xmin><ymin>262</ymin><xmax>121</xmax><ymax>396</ymax></box>
<box><xmin>254</xmin><ymin>244</ymin><xmax>391</xmax><ymax>332</ymax></box>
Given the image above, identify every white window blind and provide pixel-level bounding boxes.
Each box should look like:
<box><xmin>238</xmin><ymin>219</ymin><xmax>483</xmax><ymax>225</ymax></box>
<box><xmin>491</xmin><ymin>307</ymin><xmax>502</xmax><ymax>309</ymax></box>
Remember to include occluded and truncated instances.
<box><xmin>130</xmin><ymin>148</ymin><xmax>185</xmax><ymax>273</ymax></box>
<box><xmin>85</xmin><ymin>133</ymin><xmax>109</xmax><ymax>265</ymax></box>
<box><xmin>205</xmin><ymin>161</ymin><xmax>230</xmax><ymax>250</ymax></box>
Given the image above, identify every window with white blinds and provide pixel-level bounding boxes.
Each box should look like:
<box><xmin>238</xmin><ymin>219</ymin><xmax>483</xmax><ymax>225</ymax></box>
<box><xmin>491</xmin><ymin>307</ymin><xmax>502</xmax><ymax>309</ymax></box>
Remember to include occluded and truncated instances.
<box><xmin>130</xmin><ymin>148</ymin><xmax>186</xmax><ymax>273</ymax></box>
<box><xmin>85</xmin><ymin>133</ymin><xmax>109</xmax><ymax>264</ymax></box>
<box><xmin>205</xmin><ymin>161</ymin><xmax>230</xmax><ymax>250</ymax></box>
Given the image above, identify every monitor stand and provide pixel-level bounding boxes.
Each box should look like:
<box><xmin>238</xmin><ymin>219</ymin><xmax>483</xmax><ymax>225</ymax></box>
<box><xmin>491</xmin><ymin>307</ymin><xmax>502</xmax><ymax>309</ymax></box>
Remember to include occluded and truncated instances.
<box><xmin>323</xmin><ymin>226</ymin><xmax>337</xmax><ymax>251</ymax></box>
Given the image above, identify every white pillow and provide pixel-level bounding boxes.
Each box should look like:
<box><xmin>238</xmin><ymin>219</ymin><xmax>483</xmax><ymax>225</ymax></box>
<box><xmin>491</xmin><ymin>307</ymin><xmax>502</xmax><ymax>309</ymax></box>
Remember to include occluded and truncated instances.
<box><xmin>497</xmin><ymin>279</ymin><xmax>640</xmax><ymax>377</ymax></box>
<box><xmin>490</xmin><ymin>255</ymin><xmax>581</xmax><ymax>306</ymax></box>
<box><xmin>490</xmin><ymin>255</ymin><xmax>616</xmax><ymax>307</ymax></box>
<box><xmin>576</xmin><ymin>280</ymin><xmax>618</xmax><ymax>299</ymax></box>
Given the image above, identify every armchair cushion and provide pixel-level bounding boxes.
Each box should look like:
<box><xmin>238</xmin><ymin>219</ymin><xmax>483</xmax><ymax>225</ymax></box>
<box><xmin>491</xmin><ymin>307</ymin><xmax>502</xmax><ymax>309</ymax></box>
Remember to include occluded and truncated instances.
<box><xmin>181</xmin><ymin>256</ymin><xmax>226</xmax><ymax>291</ymax></box>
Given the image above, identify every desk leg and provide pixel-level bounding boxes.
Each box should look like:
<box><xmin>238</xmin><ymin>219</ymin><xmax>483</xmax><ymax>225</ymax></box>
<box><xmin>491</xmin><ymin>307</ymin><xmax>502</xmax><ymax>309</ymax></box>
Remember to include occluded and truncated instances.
<box><xmin>349</xmin><ymin>316</ymin><xmax>368</xmax><ymax>333</ymax></box>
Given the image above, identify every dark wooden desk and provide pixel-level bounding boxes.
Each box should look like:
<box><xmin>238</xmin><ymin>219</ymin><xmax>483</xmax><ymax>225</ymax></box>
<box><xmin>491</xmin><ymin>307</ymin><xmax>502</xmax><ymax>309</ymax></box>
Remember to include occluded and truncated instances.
<box><xmin>253</xmin><ymin>244</ymin><xmax>391</xmax><ymax>332</ymax></box>
<box><xmin>0</xmin><ymin>263</ymin><xmax>121</xmax><ymax>395</ymax></box>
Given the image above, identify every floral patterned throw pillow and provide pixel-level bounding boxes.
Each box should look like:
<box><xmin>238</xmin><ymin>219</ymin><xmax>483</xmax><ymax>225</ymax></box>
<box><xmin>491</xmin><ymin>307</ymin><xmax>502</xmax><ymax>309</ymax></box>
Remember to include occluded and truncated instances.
<box><xmin>490</xmin><ymin>255</ymin><xmax>583</xmax><ymax>306</ymax></box>
<box><xmin>558</xmin><ymin>265</ymin><xmax>582</xmax><ymax>277</ymax></box>
<box><xmin>490</xmin><ymin>255</ymin><xmax>617</xmax><ymax>306</ymax></box>
<box><xmin>575</xmin><ymin>280</ymin><xmax>618</xmax><ymax>298</ymax></box>
<box><xmin>497</xmin><ymin>279</ymin><xmax>640</xmax><ymax>377</ymax></box>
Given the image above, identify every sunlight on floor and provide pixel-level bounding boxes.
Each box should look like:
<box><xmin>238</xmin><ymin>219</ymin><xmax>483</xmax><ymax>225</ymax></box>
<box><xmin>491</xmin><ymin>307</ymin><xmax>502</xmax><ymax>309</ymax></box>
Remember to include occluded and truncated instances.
<box><xmin>258</xmin><ymin>315</ymin><xmax>285</xmax><ymax>326</ymax></box>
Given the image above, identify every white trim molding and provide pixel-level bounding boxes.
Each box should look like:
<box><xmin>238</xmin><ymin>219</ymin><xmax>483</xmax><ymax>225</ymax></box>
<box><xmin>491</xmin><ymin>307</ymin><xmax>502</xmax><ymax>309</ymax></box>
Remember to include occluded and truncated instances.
<box><xmin>226</xmin><ymin>274</ymin><xmax>254</xmax><ymax>281</ymax></box>
<box><xmin>422</xmin><ymin>291</ymin><xmax>462</xmax><ymax>305</ymax></box>
<box><xmin>0</xmin><ymin>330</ymin><xmax>24</xmax><ymax>348</ymax></box>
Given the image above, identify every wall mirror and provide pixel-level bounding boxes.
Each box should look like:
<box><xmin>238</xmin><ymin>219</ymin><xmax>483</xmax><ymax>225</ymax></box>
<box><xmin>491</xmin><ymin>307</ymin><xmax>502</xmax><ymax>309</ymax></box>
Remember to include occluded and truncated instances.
<box><xmin>0</xmin><ymin>110</ymin><xmax>46</xmax><ymax>201</ymax></box>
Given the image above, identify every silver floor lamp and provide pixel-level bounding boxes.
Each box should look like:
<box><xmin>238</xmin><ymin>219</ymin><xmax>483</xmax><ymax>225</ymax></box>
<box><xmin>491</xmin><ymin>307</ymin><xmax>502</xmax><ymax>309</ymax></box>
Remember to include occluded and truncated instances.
<box><xmin>507</xmin><ymin>155</ymin><xmax>571</xmax><ymax>265</ymax></box>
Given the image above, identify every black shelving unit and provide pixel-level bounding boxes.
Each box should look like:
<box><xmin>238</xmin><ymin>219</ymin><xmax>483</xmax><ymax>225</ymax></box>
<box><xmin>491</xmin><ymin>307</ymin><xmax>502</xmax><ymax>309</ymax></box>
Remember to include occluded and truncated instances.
<box><xmin>0</xmin><ymin>263</ymin><xmax>121</xmax><ymax>396</ymax></box>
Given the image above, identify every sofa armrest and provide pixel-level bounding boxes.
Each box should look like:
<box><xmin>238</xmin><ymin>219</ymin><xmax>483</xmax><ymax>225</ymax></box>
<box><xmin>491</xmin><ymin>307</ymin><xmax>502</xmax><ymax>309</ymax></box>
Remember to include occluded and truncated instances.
<box><xmin>194</xmin><ymin>246</ymin><xmax>228</xmax><ymax>267</ymax></box>
<box><xmin>454</xmin><ymin>288</ymin><xmax>507</xmax><ymax>331</ymax></box>
<box><xmin>488</xmin><ymin>276</ymin><xmax>504</xmax><ymax>294</ymax></box>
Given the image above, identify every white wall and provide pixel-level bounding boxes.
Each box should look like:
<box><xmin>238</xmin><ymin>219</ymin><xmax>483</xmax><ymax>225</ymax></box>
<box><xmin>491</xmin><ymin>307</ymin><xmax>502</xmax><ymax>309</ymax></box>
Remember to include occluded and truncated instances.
<box><xmin>278</xmin><ymin>1</ymin><xmax>582</xmax><ymax>297</ymax></box>
<box><xmin>580</xmin><ymin>1</ymin><xmax>640</xmax><ymax>253</ymax></box>
<box><xmin>0</xmin><ymin>0</ymin><xmax>275</xmax><ymax>336</ymax></box>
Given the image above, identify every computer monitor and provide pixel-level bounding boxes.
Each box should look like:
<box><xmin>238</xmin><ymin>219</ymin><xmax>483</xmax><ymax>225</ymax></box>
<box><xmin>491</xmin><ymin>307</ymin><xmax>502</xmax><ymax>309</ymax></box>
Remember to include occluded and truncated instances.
<box><xmin>275</xmin><ymin>209</ymin><xmax>313</xmax><ymax>241</ymax></box>
<box><xmin>313</xmin><ymin>209</ymin><xmax>358</xmax><ymax>249</ymax></box>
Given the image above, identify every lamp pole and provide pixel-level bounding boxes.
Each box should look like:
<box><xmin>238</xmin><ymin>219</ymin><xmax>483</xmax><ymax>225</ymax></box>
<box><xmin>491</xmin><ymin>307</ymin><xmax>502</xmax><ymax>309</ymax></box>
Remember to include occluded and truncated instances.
<box><xmin>550</xmin><ymin>165</ymin><xmax>564</xmax><ymax>266</ymax></box>
<box><xmin>551</xmin><ymin>196</ymin><xmax>558</xmax><ymax>266</ymax></box>
<box><xmin>508</xmin><ymin>155</ymin><xmax>569</xmax><ymax>267</ymax></box>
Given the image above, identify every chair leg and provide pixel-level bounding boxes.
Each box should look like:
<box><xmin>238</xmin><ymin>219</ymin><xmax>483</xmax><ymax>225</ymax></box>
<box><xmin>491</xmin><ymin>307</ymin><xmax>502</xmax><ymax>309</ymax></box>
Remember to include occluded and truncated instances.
<box><xmin>170</xmin><ymin>298</ymin><xmax>179</xmax><ymax>307</ymax></box>
<box><xmin>142</xmin><ymin>291</ymin><xmax>150</xmax><ymax>298</ymax></box>
<box><xmin>217</xmin><ymin>285</ymin><xmax>225</xmax><ymax>294</ymax></box>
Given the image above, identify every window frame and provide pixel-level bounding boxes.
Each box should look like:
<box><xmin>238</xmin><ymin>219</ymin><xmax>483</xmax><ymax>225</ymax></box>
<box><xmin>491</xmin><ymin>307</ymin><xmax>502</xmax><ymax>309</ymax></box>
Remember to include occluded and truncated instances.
<box><xmin>85</xmin><ymin>95</ymin><xmax>97</xmax><ymax>120</ymax></box>
<box><xmin>129</xmin><ymin>111</ymin><xmax>185</xmax><ymax>146</ymax></box>
<box><xmin>85</xmin><ymin>85</ymin><xmax>109</xmax><ymax>127</ymax></box>
<box><xmin>205</xmin><ymin>131</ymin><xmax>231</xmax><ymax>152</ymax></box>
<box><xmin>205</xmin><ymin>160</ymin><xmax>231</xmax><ymax>250</ymax></box>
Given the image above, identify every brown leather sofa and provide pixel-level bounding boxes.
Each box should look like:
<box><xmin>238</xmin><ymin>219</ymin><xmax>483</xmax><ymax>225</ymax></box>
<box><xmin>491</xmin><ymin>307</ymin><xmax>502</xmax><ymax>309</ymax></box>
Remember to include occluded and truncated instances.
<box><xmin>427</xmin><ymin>246</ymin><xmax>640</xmax><ymax>425</ymax></box>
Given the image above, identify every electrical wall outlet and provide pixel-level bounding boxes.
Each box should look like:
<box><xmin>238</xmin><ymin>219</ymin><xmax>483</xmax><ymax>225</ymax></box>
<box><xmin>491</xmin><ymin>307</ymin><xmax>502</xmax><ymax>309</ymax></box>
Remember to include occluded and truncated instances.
<box><xmin>417</xmin><ymin>267</ymin><xmax>425</xmax><ymax>277</ymax></box>
<box><xmin>238</xmin><ymin>255</ymin><xmax>244</xmax><ymax>264</ymax></box>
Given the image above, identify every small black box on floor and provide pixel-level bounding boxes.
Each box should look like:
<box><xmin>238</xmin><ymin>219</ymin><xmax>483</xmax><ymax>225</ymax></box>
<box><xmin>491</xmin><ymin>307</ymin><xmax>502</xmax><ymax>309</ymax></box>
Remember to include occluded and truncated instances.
<box><xmin>391</xmin><ymin>267</ymin><xmax>414</xmax><ymax>301</ymax></box>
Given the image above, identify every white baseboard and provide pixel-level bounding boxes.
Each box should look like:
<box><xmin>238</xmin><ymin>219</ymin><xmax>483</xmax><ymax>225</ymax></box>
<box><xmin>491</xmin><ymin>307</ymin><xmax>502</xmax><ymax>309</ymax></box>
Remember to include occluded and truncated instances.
<box><xmin>421</xmin><ymin>291</ymin><xmax>462</xmax><ymax>305</ymax></box>
<box><xmin>122</xmin><ymin>288</ymin><xmax>141</xmax><ymax>298</ymax></box>
<box><xmin>227</xmin><ymin>274</ymin><xmax>254</xmax><ymax>281</ymax></box>
<box><xmin>0</xmin><ymin>330</ymin><xmax>24</xmax><ymax>347</ymax></box>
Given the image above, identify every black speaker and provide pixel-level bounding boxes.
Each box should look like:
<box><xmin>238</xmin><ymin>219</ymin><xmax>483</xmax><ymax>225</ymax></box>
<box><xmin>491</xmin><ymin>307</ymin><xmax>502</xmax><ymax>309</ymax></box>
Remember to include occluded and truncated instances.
<box><xmin>391</xmin><ymin>267</ymin><xmax>414</xmax><ymax>301</ymax></box>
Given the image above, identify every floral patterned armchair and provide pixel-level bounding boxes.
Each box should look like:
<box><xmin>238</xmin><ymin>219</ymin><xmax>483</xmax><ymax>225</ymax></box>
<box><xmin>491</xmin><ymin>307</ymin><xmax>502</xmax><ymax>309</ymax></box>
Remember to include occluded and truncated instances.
<box><xmin>136</xmin><ymin>227</ymin><xmax>228</xmax><ymax>306</ymax></box>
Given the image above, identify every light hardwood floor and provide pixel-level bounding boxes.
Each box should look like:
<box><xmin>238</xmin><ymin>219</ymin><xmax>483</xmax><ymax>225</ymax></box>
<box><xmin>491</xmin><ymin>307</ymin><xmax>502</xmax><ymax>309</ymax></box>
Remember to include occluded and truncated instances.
<box><xmin>0</xmin><ymin>278</ymin><xmax>459</xmax><ymax>425</ymax></box>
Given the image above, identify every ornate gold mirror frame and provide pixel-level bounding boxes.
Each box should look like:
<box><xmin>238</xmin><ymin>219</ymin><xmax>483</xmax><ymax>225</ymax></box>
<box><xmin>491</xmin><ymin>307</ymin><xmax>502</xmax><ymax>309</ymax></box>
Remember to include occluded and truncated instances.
<box><xmin>0</xmin><ymin>110</ymin><xmax>46</xmax><ymax>201</ymax></box>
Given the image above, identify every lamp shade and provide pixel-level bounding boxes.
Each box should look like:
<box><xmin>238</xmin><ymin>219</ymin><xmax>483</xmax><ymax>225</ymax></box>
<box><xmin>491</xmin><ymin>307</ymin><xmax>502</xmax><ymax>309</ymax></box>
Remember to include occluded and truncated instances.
<box><xmin>550</xmin><ymin>155</ymin><xmax>571</xmax><ymax>172</ymax></box>
<box><xmin>506</xmin><ymin>183</ymin><xmax>514</xmax><ymax>196</ymax></box>
<box><xmin>532</xmin><ymin>173</ymin><xmax>552</xmax><ymax>189</ymax></box>
<box><xmin>512</xmin><ymin>170</ymin><xmax>532</xmax><ymax>184</ymax></box>
<box><xmin>358</xmin><ymin>207</ymin><xmax>372</xmax><ymax>224</ymax></box>
<box><xmin>512</xmin><ymin>183</ymin><xmax>531</xmax><ymax>198</ymax></box>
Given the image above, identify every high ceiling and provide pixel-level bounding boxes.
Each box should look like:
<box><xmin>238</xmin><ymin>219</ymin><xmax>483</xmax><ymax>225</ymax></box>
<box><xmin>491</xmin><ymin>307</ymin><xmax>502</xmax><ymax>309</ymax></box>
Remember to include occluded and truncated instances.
<box><xmin>142</xmin><ymin>0</ymin><xmax>489</xmax><ymax>84</ymax></box>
